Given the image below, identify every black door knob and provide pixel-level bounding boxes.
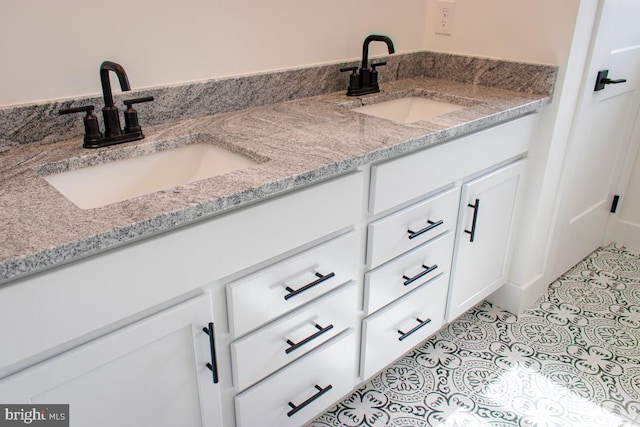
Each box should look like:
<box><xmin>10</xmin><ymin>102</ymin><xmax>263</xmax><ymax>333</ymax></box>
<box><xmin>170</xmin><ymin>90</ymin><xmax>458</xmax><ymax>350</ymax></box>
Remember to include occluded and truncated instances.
<box><xmin>594</xmin><ymin>69</ymin><xmax>627</xmax><ymax>91</ymax></box>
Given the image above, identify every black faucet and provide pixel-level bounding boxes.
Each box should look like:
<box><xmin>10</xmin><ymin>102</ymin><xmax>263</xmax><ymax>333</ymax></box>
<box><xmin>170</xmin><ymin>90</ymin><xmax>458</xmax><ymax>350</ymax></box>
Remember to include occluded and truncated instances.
<box><xmin>341</xmin><ymin>35</ymin><xmax>395</xmax><ymax>96</ymax></box>
<box><xmin>100</xmin><ymin>61</ymin><xmax>130</xmax><ymax>139</ymax></box>
<box><xmin>59</xmin><ymin>61</ymin><xmax>154</xmax><ymax>148</ymax></box>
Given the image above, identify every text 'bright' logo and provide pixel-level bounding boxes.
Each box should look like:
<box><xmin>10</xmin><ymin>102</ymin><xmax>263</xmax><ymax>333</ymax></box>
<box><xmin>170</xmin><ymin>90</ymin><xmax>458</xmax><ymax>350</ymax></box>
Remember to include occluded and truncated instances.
<box><xmin>4</xmin><ymin>408</ymin><xmax>46</xmax><ymax>424</ymax></box>
<box><xmin>0</xmin><ymin>405</ymin><xmax>68</xmax><ymax>426</ymax></box>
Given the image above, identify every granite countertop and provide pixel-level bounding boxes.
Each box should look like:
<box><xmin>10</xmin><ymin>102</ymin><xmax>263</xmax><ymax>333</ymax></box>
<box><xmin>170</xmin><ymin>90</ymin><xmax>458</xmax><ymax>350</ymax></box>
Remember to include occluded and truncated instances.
<box><xmin>0</xmin><ymin>76</ymin><xmax>551</xmax><ymax>283</ymax></box>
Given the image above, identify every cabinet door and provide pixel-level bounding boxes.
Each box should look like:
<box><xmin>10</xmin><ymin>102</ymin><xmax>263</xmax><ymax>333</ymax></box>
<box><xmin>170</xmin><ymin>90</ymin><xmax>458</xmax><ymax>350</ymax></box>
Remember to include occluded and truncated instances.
<box><xmin>448</xmin><ymin>160</ymin><xmax>525</xmax><ymax>321</ymax></box>
<box><xmin>0</xmin><ymin>294</ymin><xmax>222</xmax><ymax>427</ymax></box>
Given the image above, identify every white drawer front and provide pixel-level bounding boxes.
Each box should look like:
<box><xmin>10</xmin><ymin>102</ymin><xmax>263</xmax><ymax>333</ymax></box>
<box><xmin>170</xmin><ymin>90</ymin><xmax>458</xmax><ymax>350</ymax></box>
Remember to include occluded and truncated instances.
<box><xmin>361</xmin><ymin>274</ymin><xmax>448</xmax><ymax>381</ymax></box>
<box><xmin>231</xmin><ymin>283</ymin><xmax>357</xmax><ymax>391</ymax></box>
<box><xmin>369</xmin><ymin>114</ymin><xmax>534</xmax><ymax>214</ymax></box>
<box><xmin>235</xmin><ymin>330</ymin><xmax>356</xmax><ymax>427</ymax></box>
<box><xmin>227</xmin><ymin>231</ymin><xmax>360</xmax><ymax>338</ymax></box>
<box><xmin>364</xmin><ymin>233</ymin><xmax>454</xmax><ymax>315</ymax></box>
<box><xmin>367</xmin><ymin>187</ymin><xmax>459</xmax><ymax>268</ymax></box>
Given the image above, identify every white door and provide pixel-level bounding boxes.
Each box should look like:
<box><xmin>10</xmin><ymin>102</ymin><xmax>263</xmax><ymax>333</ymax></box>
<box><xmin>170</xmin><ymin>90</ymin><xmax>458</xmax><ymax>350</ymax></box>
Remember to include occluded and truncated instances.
<box><xmin>0</xmin><ymin>294</ymin><xmax>223</xmax><ymax>427</ymax></box>
<box><xmin>448</xmin><ymin>160</ymin><xmax>525</xmax><ymax>321</ymax></box>
<box><xmin>551</xmin><ymin>0</ymin><xmax>640</xmax><ymax>277</ymax></box>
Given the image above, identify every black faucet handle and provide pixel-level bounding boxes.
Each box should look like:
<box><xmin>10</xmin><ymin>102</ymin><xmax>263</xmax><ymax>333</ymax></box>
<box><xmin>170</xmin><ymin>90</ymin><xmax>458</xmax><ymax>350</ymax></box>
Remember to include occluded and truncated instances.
<box><xmin>370</xmin><ymin>61</ymin><xmax>387</xmax><ymax>71</ymax></box>
<box><xmin>59</xmin><ymin>105</ymin><xmax>95</xmax><ymax>115</ymax></box>
<box><xmin>123</xmin><ymin>96</ymin><xmax>154</xmax><ymax>134</ymax></box>
<box><xmin>123</xmin><ymin>96</ymin><xmax>154</xmax><ymax>108</ymax></box>
<box><xmin>59</xmin><ymin>105</ymin><xmax>102</xmax><ymax>144</ymax></box>
<box><xmin>339</xmin><ymin>66</ymin><xmax>358</xmax><ymax>75</ymax></box>
<box><xmin>340</xmin><ymin>67</ymin><xmax>362</xmax><ymax>95</ymax></box>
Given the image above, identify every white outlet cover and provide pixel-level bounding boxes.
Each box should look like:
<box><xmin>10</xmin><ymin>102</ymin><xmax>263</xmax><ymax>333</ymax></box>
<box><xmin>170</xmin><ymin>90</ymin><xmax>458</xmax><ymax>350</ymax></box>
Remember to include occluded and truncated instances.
<box><xmin>436</xmin><ymin>0</ymin><xmax>456</xmax><ymax>35</ymax></box>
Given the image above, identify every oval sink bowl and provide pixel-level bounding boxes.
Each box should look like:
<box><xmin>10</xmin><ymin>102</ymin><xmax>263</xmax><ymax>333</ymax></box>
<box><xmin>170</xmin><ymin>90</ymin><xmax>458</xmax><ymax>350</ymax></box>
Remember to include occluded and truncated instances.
<box><xmin>354</xmin><ymin>96</ymin><xmax>466</xmax><ymax>123</ymax></box>
<box><xmin>42</xmin><ymin>143</ymin><xmax>259</xmax><ymax>209</ymax></box>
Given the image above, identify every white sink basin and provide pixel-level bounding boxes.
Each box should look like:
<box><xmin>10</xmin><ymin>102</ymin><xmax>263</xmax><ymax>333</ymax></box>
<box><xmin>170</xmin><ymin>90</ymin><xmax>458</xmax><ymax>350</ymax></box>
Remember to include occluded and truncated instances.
<box><xmin>43</xmin><ymin>143</ymin><xmax>258</xmax><ymax>209</ymax></box>
<box><xmin>354</xmin><ymin>96</ymin><xmax>466</xmax><ymax>123</ymax></box>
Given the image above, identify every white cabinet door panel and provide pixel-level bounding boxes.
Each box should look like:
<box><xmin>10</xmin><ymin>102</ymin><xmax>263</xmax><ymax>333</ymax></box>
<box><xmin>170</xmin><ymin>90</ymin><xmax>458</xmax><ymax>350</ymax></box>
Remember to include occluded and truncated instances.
<box><xmin>448</xmin><ymin>160</ymin><xmax>525</xmax><ymax>321</ymax></box>
<box><xmin>0</xmin><ymin>295</ymin><xmax>222</xmax><ymax>427</ymax></box>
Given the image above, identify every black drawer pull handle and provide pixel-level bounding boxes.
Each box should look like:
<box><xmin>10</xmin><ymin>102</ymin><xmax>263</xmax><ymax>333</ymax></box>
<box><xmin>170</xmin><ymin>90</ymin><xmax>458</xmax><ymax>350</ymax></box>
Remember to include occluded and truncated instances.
<box><xmin>402</xmin><ymin>264</ymin><xmax>438</xmax><ymax>286</ymax></box>
<box><xmin>284</xmin><ymin>272</ymin><xmax>336</xmax><ymax>300</ymax></box>
<box><xmin>285</xmin><ymin>323</ymin><xmax>334</xmax><ymax>354</ymax></box>
<box><xmin>407</xmin><ymin>219</ymin><xmax>443</xmax><ymax>240</ymax></box>
<box><xmin>202</xmin><ymin>323</ymin><xmax>219</xmax><ymax>384</ymax></box>
<box><xmin>464</xmin><ymin>198</ymin><xmax>480</xmax><ymax>242</ymax></box>
<box><xmin>398</xmin><ymin>317</ymin><xmax>432</xmax><ymax>341</ymax></box>
<box><xmin>287</xmin><ymin>384</ymin><xmax>333</xmax><ymax>417</ymax></box>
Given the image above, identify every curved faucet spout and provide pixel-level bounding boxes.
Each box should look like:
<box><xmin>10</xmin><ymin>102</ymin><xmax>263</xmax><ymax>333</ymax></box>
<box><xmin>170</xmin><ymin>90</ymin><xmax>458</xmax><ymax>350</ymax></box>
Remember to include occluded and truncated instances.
<box><xmin>99</xmin><ymin>61</ymin><xmax>131</xmax><ymax>138</ymax></box>
<box><xmin>100</xmin><ymin>61</ymin><xmax>131</xmax><ymax>108</ymax></box>
<box><xmin>361</xmin><ymin>35</ymin><xmax>395</xmax><ymax>69</ymax></box>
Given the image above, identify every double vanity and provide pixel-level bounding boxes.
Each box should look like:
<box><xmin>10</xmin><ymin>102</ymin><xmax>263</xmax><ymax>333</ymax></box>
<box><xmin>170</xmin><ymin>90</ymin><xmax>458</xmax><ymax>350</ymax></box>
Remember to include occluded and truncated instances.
<box><xmin>0</xmin><ymin>51</ymin><xmax>554</xmax><ymax>426</ymax></box>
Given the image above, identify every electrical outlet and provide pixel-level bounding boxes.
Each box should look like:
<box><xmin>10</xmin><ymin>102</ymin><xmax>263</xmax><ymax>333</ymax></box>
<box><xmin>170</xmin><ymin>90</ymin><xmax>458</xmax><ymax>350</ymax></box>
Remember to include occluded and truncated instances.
<box><xmin>436</xmin><ymin>0</ymin><xmax>456</xmax><ymax>35</ymax></box>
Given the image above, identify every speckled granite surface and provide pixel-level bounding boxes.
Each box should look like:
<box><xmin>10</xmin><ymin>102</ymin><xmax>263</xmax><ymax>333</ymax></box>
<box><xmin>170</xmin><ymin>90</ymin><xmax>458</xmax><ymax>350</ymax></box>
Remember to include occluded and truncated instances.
<box><xmin>0</xmin><ymin>53</ymin><xmax>557</xmax><ymax>283</ymax></box>
<box><xmin>0</xmin><ymin>52</ymin><xmax>555</xmax><ymax>148</ymax></box>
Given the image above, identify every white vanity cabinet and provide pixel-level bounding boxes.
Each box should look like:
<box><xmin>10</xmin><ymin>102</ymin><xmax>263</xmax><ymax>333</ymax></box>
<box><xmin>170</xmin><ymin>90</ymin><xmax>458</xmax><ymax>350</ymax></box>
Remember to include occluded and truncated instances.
<box><xmin>447</xmin><ymin>160</ymin><xmax>526</xmax><ymax>321</ymax></box>
<box><xmin>359</xmin><ymin>114</ymin><xmax>535</xmax><ymax>382</ymax></box>
<box><xmin>0</xmin><ymin>294</ymin><xmax>223</xmax><ymax>427</ymax></box>
<box><xmin>0</xmin><ymin>110</ymin><xmax>538</xmax><ymax>426</ymax></box>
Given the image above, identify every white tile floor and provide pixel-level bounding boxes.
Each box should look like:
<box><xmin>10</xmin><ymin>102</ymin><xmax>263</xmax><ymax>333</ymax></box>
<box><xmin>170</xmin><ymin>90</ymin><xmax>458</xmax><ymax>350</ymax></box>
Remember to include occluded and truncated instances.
<box><xmin>310</xmin><ymin>244</ymin><xmax>640</xmax><ymax>426</ymax></box>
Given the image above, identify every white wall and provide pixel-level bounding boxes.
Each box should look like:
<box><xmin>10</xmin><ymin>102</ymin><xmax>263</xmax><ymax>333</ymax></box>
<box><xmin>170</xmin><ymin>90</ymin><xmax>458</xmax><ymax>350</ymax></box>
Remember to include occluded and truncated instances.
<box><xmin>0</xmin><ymin>0</ymin><xmax>427</xmax><ymax>107</ymax></box>
<box><xmin>423</xmin><ymin>0</ymin><xmax>580</xmax><ymax>65</ymax></box>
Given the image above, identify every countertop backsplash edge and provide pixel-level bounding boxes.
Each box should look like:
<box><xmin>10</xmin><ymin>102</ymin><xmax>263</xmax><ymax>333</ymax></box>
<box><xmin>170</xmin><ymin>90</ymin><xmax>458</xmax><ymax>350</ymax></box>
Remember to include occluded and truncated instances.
<box><xmin>0</xmin><ymin>51</ymin><xmax>557</xmax><ymax>149</ymax></box>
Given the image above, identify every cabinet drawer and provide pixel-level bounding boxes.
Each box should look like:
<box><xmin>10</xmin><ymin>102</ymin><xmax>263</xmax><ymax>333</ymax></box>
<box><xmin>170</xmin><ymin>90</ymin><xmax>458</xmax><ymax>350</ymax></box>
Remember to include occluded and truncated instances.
<box><xmin>369</xmin><ymin>114</ymin><xmax>534</xmax><ymax>214</ymax></box>
<box><xmin>231</xmin><ymin>282</ymin><xmax>357</xmax><ymax>391</ymax></box>
<box><xmin>364</xmin><ymin>233</ymin><xmax>454</xmax><ymax>315</ymax></box>
<box><xmin>235</xmin><ymin>330</ymin><xmax>356</xmax><ymax>427</ymax></box>
<box><xmin>367</xmin><ymin>187</ymin><xmax>459</xmax><ymax>268</ymax></box>
<box><xmin>227</xmin><ymin>231</ymin><xmax>359</xmax><ymax>338</ymax></box>
<box><xmin>361</xmin><ymin>274</ymin><xmax>448</xmax><ymax>380</ymax></box>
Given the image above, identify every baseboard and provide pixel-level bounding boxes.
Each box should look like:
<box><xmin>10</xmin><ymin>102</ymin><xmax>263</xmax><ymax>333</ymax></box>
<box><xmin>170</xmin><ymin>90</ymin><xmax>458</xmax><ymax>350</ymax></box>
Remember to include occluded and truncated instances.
<box><xmin>487</xmin><ymin>274</ymin><xmax>548</xmax><ymax>315</ymax></box>
<box><xmin>613</xmin><ymin>219</ymin><xmax>640</xmax><ymax>251</ymax></box>
<box><xmin>490</xmin><ymin>220</ymin><xmax>640</xmax><ymax>315</ymax></box>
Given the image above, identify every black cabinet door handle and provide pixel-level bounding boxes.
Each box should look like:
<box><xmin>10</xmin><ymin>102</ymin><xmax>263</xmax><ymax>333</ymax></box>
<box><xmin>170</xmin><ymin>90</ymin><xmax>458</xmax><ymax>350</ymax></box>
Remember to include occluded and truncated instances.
<box><xmin>397</xmin><ymin>317</ymin><xmax>432</xmax><ymax>341</ymax></box>
<box><xmin>287</xmin><ymin>384</ymin><xmax>333</xmax><ymax>417</ymax></box>
<box><xmin>284</xmin><ymin>272</ymin><xmax>335</xmax><ymax>300</ymax></box>
<box><xmin>285</xmin><ymin>323</ymin><xmax>334</xmax><ymax>354</ymax></box>
<box><xmin>202</xmin><ymin>323</ymin><xmax>219</xmax><ymax>384</ymax></box>
<box><xmin>464</xmin><ymin>198</ymin><xmax>480</xmax><ymax>242</ymax></box>
<box><xmin>402</xmin><ymin>264</ymin><xmax>438</xmax><ymax>286</ymax></box>
<box><xmin>407</xmin><ymin>219</ymin><xmax>444</xmax><ymax>240</ymax></box>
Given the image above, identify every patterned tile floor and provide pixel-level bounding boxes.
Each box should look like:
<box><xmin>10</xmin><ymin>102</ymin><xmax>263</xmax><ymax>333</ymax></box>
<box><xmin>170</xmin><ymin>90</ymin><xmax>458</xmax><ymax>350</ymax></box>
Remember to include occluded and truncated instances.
<box><xmin>310</xmin><ymin>244</ymin><xmax>640</xmax><ymax>427</ymax></box>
